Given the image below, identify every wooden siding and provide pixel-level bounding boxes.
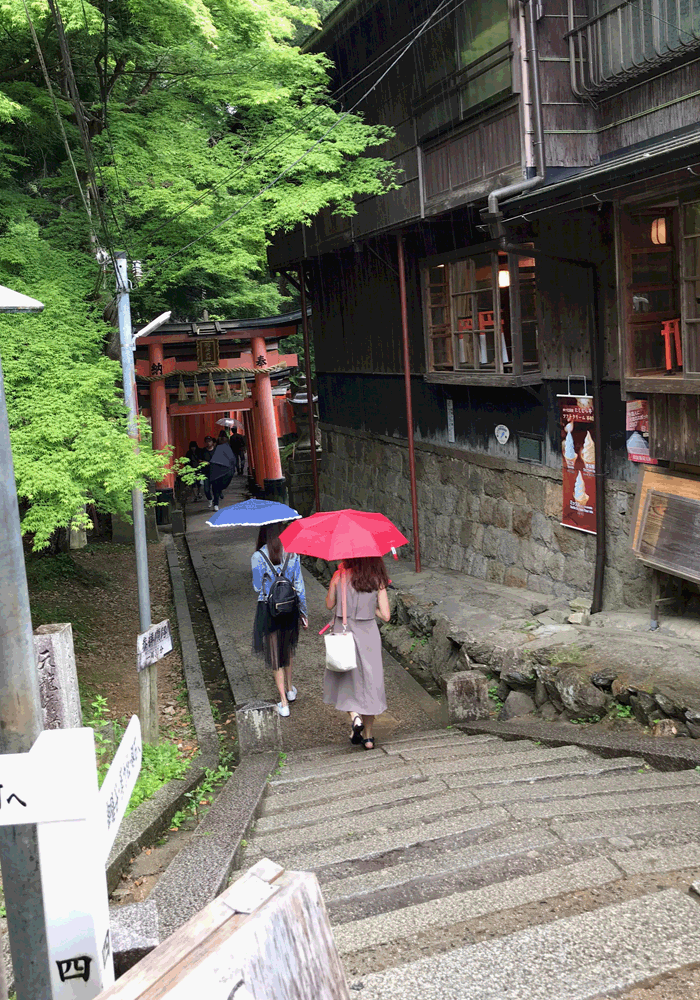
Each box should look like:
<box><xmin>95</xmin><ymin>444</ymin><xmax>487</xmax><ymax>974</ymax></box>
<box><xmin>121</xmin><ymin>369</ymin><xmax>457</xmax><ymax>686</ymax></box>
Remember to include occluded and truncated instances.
<box><xmin>423</xmin><ymin>108</ymin><xmax>521</xmax><ymax>204</ymax></box>
<box><xmin>311</xmin><ymin>237</ymin><xmax>425</xmax><ymax>376</ymax></box>
<box><xmin>649</xmin><ymin>394</ymin><xmax>700</xmax><ymax>463</ymax></box>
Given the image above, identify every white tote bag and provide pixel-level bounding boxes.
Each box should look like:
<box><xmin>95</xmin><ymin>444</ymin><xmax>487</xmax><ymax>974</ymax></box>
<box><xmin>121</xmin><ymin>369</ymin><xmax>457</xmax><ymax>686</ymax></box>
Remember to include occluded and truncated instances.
<box><xmin>324</xmin><ymin>573</ymin><xmax>357</xmax><ymax>673</ymax></box>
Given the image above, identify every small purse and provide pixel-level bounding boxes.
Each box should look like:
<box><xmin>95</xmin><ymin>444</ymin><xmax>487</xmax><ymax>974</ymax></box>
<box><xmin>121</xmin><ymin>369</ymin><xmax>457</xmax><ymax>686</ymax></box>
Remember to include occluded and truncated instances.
<box><xmin>324</xmin><ymin>573</ymin><xmax>357</xmax><ymax>673</ymax></box>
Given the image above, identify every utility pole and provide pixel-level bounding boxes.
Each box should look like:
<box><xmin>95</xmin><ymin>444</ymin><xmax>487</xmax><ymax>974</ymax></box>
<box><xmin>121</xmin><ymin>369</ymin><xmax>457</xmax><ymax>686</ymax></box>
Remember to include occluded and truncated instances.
<box><xmin>115</xmin><ymin>253</ymin><xmax>157</xmax><ymax>743</ymax></box>
<box><xmin>0</xmin><ymin>285</ymin><xmax>52</xmax><ymax>998</ymax></box>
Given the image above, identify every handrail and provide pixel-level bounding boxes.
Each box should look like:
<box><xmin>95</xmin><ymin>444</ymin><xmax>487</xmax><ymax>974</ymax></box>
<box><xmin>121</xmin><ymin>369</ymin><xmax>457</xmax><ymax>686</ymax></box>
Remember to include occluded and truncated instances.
<box><xmin>567</xmin><ymin>0</ymin><xmax>700</xmax><ymax>96</ymax></box>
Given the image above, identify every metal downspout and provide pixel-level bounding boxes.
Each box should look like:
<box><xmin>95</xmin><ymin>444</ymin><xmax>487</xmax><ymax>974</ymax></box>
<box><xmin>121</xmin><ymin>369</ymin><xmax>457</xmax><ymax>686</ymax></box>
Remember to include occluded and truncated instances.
<box><xmin>397</xmin><ymin>236</ymin><xmax>421</xmax><ymax>573</ymax></box>
<box><xmin>588</xmin><ymin>264</ymin><xmax>606</xmax><ymax>613</ymax></box>
<box><xmin>484</xmin><ymin>0</ymin><xmax>546</xmax><ymax>234</ymax></box>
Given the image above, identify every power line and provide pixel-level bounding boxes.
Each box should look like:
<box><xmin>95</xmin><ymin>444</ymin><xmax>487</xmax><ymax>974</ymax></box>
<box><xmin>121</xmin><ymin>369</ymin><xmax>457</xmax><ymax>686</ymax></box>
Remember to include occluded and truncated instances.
<box><xmin>143</xmin><ymin>0</ymin><xmax>454</xmax><ymax>280</ymax></box>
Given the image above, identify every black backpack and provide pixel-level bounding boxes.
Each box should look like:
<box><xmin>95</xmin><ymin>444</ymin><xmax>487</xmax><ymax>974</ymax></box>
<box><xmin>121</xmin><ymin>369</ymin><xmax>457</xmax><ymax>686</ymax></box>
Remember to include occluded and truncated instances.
<box><xmin>260</xmin><ymin>551</ymin><xmax>298</xmax><ymax>618</ymax></box>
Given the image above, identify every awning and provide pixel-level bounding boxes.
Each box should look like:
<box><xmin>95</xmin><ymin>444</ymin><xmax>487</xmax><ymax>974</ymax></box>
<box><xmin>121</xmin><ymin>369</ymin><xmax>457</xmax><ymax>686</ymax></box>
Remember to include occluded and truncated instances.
<box><xmin>502</xmin><ymin>124</ymin><xmax>700</xmax><ymax>218</ymax></box>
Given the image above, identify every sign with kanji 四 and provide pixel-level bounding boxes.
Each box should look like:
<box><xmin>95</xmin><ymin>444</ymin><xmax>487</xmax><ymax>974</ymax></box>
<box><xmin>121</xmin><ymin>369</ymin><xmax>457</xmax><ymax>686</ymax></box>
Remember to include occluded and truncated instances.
<box><xmin>137</xmin><ymin>619</ymin><xmax>172</xmax><ymax>672</ymax></box>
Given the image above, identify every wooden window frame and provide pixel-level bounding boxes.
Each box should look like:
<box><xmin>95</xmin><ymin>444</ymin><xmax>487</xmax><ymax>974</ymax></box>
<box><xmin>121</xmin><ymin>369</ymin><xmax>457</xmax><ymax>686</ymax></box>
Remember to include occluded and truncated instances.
<box><xmin>421</xmin><ymin>244</ymin><xmax>542</xmax><ymax>387</ymax></box>
<box><xmin>618</xmin><ymin>196</ymin><xmax>700</xmax><ymax>395</ymax></box>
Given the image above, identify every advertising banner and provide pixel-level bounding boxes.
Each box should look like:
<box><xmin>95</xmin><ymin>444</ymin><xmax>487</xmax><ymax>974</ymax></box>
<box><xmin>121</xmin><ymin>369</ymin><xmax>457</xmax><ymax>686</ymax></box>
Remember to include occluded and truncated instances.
<box><xmin>626</xmin><ymin>399</ymin><xmax>657</xmax><ymax>464</ymax></box>
<box><xmin>558</xmin><ymin>395</ymin><xmax>596</xmax><ymax>534</ymax></box>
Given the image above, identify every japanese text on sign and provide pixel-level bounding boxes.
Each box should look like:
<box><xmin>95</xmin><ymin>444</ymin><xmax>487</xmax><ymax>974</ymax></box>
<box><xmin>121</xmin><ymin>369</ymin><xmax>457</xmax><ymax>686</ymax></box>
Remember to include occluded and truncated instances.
<box><xmin>99</xmin><ymin>715</ymin><xmax>142</xmax><ymax>855</ymax></box>
<box><xmin>137</xmin><ymin>619</ymin><xmax>172</xmax><ymax>672</ymax></box>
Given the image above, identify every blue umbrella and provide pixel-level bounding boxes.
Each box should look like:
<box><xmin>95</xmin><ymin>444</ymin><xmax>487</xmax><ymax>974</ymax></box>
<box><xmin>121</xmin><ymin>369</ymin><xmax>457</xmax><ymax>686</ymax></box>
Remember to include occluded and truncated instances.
<box><xmin>206</xmin><ymin>498</ymin><xmax>301</xmax><ymax>528</ymax></box>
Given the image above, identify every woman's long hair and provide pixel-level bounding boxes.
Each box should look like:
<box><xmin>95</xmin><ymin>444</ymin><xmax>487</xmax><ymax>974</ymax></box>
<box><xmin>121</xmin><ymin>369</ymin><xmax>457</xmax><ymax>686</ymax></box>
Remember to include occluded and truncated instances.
<box><xmin>343</xmin><ymin>556</ymin><xmax>389</xmax><ymax>593</ymax></box>
<box><xmin>255</xmin><ymin>522</ymin><xmax>283</xmax><ymax>565</ymax></box>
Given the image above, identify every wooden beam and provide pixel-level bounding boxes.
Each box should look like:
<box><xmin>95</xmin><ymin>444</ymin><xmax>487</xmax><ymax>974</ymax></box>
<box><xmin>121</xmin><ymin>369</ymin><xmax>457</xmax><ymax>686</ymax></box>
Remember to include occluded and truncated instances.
<box><xmin>168</xmin><ymin>399</ymin><xmax>253</xmax><ymax>417</ymax></box>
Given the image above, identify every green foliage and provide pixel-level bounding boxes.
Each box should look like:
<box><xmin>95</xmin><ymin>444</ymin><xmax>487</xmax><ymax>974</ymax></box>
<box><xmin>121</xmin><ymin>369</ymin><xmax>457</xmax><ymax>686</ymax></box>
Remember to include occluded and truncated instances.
<box><xmin>488</xmin><ymin>685</ymin><xmax>503</xmax><ymax>711</ymax></box>
<box><xmin>0</xmin><ymin>0</ymin><xmax>395</xmax><ymax>544</ymax></box>
<box><xmin>608</xmin><ymin>702</ymin><xmax>633</xmax><ymax>720</ymax></box>
<box><xmin>83</xmin><ymin>695</ymin><xmax>190</xmax><ymax>813</ymax></box>
<box><xmin>168</xmin><ymin>760</ymin><xmax>234</xmax><ymax>829</ymax></box>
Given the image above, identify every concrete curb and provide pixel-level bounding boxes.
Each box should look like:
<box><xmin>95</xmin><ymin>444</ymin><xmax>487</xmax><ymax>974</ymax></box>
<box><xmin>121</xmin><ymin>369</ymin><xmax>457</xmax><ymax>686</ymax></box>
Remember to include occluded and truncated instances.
<box><xmin>150</xmin><ymin>752</ymin><xmax>276</xmax><ymax>941</ymax></box>
<box><xmin>186</xmin><ymin>534</ymin><xmax>256</xmax><ymax>703</ymax></box>
<box><xmin>106</xmin><ymin>537</ymin><xmax>219</xmax><ymax>892</ymax></box>
<box><xmin>458</xmin><ymin>719</ymin><xmax>700</xmax><ymax>771</ymax></box>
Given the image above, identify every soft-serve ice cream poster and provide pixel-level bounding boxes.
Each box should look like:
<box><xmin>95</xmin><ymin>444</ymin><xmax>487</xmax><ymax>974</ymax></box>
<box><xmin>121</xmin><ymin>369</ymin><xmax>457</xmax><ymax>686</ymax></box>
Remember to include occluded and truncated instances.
<box><xmin>558</xmin><ymin>395</ymin><xmax>596</xmax><ymax>535</ymax></box>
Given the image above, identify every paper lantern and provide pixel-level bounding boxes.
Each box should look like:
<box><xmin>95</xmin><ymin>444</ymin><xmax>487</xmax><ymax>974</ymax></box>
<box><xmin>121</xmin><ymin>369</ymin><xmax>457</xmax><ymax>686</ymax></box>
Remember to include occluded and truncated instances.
<box><xmin>651</xmin><ymin>217</ymin><xmax>667</xmax><ymax>245</ymax></box>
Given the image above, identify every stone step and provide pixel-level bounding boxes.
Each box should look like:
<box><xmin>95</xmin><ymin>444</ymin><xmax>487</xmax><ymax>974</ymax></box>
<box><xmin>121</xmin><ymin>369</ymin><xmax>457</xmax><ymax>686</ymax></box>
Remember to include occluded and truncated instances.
<box><xmin>255</xmin><ymin>777</ymin><xmax>450</xmax><ymax>835</ymax></box>
<box><xmin>326</xmin><ymin>836</ymin><xmax>598</xmax><ymax>924</ymax></box>
<box><xmin>318</xmin><ymin>829</ymin><xmax>561</xmax><ymax>902</ymax></box>
<box><xmin>270</xmin><ymin>736</ymin><xmax>534</xmax><ymax>785</ymax></box>
<box><xmin>245</xmin><ymin>805</ymin><xmax>510</xmax><ymax>872</ymax></box>
<box><xmin>254</xmin><ymin>786</ymin><xmax>481</xmax><ymax>856</ymax></box>
<box><xmin>332</xmin><ymin>857</ymin><xmax>621</xmax><ymax>957</ymax></box>
<box><xmin>444</xmin><ymin>755</ymin><xmax>643</xmax><ymax>791</ymax></box>
<box><xmin>419</xmin><ymin>744</ymin><xmax>595</xmax><ymax>778</ymax></box>
<box><xmin>505</xmin><ymin>782</ymin><xmax>700</xmax><ymax>822</ymax></box>
<box><xmin>260</xmin><ymin>765</ymin><xmax>424</xmax><ymax>815</ymax></box>
<box><xmin>553</xmin><ymin>804</ymin><xmax>700</xmax><ymax>843</ymax></box>
<box><xmin>355</xmin><ymin>889</ymin><xmax>700</xmax><ymax>1000</ymax></box>
<box><xmin>380</xmin><ymin>734</ymin><xmax>501</xmax><ymax>755</ymax></box>
<box><xmin>282</xmin><ymin>730</ymin><xmax>463</xmax><ymax>763</ymax></box>
<box><xmin>472</xmin><ymin>764</ymin><xmax>700</xmax><ymax>805</ymax></box>
<box><xmin>612</xmin><ymin>841</ymin><xmax>700</xmax><ymax>875</ymax></box>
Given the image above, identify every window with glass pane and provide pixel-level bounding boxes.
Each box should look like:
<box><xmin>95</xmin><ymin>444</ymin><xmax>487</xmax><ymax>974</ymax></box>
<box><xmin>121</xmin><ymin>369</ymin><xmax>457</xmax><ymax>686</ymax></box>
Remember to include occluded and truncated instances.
<box><xmin>425</xmin><ymin>265</ymin><xmax>453</xmax><ymax>370</ymax></box>
<box><xmin>623</xmin><ymin>209</ymin><xmax>679</xmax><ymax>375</ymax></box>
<box><xmin>455</xmin><ymin>0</ymin><xmax>511</xmax><ymax>113</ymax></box>
<box><xmin>683</xmin><ymin>201</ymin><xmax>700</xmax><ymax>374</ymax></box>
<box><xmin>423</xmin><ymin>249</ymin><xmax>539</xmax><ymax>378</ymax></box>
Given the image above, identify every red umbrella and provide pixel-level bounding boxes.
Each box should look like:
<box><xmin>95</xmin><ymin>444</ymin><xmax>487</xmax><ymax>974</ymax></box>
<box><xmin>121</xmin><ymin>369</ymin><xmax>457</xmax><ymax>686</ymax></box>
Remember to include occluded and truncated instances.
<box><xmin>279</xmin><ymin>509</ymin><xmax>408</xmax><ymax>560</ymax></box>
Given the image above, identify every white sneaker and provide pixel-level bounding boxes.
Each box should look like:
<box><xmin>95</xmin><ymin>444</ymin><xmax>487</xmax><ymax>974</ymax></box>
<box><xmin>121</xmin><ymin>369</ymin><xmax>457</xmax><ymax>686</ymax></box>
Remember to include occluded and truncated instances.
<box><xmin>214</xmin><ymin>504</ymin><xmax>219</xmax><ymax>511</ymax></box>
<box><xmin>277</xmin><ymin>703</ymin><xmax>290</xmax><ymax>717</ymax></box>
<box><xmin>287</xmin><ymin>686</ymin><xmax>297</xmax><ymax>702</ymax></box>
<box><xmin>208</xmin><ymin>499</ymin><xmax>213</xmax><ymax>509</ymax></box>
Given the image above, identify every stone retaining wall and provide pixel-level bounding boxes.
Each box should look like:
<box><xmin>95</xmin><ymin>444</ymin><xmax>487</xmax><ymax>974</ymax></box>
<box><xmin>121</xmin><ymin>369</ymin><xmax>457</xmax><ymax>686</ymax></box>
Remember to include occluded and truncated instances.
<box><xmin>321</xmin><ymin>423</ymin><xmax>650</xmax><ymax>610</ymax></box>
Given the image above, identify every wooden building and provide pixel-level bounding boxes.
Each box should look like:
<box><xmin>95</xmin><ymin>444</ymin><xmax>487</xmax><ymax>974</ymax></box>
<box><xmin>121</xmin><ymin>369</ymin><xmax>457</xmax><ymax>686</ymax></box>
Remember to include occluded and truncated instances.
<box><xmin>269</xmin><ymin>0</ymin><xmax>700</xmax><ymax>608</ymax></box>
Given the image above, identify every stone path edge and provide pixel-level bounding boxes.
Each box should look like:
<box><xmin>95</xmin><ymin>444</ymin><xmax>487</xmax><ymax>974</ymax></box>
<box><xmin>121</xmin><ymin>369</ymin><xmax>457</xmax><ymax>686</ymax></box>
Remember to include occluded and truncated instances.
<box><xmin>105</xmin><ymin>537</ymin><xmax>220</xmax><ymax>892</ymax></box>
<box><xmin>185</xmin><ymin>532</ymin><xmax>256</xmax><ymax>704</ymax></box>
<box><xmin>459</xmin><ymin>719</ymin><xmax>700</xmax><ymax>771</ymax></box>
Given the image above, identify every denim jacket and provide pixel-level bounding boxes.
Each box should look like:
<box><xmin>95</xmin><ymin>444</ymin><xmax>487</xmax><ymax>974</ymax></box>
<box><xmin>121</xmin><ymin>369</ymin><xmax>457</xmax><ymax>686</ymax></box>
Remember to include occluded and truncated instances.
<box><xmin>251</xmin><ymin>545</ymin><xmax>307</xmax><ymax>617</ymax></box>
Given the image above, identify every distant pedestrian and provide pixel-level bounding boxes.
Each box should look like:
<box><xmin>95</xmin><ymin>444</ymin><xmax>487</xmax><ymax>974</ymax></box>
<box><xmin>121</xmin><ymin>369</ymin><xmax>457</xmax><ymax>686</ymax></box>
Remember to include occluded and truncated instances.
<box><xmin>184</xmin><ymin>440</ymin><xmax>204</xmax><ymax>502</ymax></box>
<box><xmin>252</xmin><ymin>523</ymin><xmax>308</xmax><ymax>716</ymax></box>
<box><xmin>230</xmin><ymin>430</ymin><xmax>246</xmax><ymax>475</ymax></box>
<box><xmin>323</xmin><ymin>557</ymin><xmax>390</xmax><ymax>750</ymax></box>
<box><xmin>207</xmin><ymin>438</ymin><xmax>235</xmax><ymax>510</ymax></box>
<box><xmin>201</xmin><ymin>436</ymin><xmax>216</xmax><ymax>503</ymax></box>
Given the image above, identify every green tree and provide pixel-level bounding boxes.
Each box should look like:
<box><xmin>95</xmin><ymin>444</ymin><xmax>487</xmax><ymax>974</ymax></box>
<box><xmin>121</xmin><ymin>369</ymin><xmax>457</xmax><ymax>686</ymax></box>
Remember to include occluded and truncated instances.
<box><xmin>0</xmin><ymin>0</ymin><xmax>395</xmax><ymax>544</ymax></box>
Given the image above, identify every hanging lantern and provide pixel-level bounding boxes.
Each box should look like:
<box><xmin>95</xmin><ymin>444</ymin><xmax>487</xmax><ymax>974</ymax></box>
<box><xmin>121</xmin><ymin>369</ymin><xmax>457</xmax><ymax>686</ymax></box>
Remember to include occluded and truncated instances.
<box><xmin>498</xmin><ymin>269</ymin><xmax>510</xmax><ymax>288</ymax></box>
<box><xmin>177</xmin><ymin>377</ymin><xmax>188</xmax><ymax>403</ymax></box>
<box><xmin>207</xmin><ymin>374</ymin><xmax>218</xmax><ymax>401</ymax></box>
<box><xmin>651</xmin><ymin>217</ymin><xmax>667</xmax><ymax>245</ymax></box>
<box><xmin>192</xmin><ymin>380</ymin><xmax>203</xmax><ymax>403</ymax></box>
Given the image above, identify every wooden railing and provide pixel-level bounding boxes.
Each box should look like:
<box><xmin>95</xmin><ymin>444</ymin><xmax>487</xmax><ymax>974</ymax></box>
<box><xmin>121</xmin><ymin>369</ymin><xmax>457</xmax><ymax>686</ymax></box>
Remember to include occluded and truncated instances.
<box><xmin>566</xmin><ymin>0</ymin><xmax>700</xmax><ymax>95</ymax></box>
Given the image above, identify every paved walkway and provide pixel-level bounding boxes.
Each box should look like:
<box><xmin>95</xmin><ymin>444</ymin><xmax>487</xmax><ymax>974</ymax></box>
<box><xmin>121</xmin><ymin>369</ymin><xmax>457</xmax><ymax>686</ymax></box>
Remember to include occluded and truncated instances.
<box><xmin>184</xmin><ymin>480</ymin><xmax>437</xmax><ymax>753</ymax></box>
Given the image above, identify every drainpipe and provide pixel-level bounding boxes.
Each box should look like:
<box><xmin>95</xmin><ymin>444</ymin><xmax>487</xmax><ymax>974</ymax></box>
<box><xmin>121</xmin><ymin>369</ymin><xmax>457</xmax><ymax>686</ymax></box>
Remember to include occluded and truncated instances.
<box><xmin>483</xmin><ymin>0</ymin><xmax>545</xmax><ymax>237</ymax></box>
<box><xmin>397</xmin><ymin>235</ymin><xmax>421</xmax><ymax>574</ymax></box>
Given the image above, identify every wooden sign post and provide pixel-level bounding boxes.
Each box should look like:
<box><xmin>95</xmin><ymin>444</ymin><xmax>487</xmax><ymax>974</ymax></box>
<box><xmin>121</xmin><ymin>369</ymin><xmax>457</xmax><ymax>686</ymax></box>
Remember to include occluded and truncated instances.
<box><xmin>0</xmin><ymin>720</ymin><xmax>142</xmax><ymax>1000</ymax></box>
<box><xmin>94</xmin><ymin>859</ymin><xmax>350</xmax><ymax>1000</ymax></box>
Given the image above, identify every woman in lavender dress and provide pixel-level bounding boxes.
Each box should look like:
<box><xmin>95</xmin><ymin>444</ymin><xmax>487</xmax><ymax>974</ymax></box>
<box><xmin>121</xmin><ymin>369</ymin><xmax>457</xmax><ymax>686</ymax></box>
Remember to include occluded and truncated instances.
<box><xmin>323</xmin><ymin>556</ymin><xmax>391</xmax><ymax>750</ymax></box>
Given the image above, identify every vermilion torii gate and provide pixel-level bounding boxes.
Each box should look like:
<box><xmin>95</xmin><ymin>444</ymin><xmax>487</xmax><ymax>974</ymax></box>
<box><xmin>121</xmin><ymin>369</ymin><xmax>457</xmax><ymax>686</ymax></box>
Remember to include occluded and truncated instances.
<box><xmin>133</xmin><ymin>311</ymin><xmax>300</xmax><ymax>502</ymax></box>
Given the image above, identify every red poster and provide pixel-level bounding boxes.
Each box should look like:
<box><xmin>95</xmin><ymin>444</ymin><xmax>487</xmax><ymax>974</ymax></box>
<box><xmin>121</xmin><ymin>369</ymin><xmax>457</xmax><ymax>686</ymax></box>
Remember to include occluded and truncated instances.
<box><xmin>558</xmin><ymin>395</ymin><xmax>596</xmax><ymax>535</ymax></box>
<box><xmin>626</xmin><ymin>400</ymin><xmax>657</xmax><ymax>464</ymax></box>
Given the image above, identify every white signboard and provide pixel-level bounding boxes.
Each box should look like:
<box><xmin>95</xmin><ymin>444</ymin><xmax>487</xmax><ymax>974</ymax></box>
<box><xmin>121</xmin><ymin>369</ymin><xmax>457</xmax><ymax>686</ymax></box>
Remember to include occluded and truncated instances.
<box><xmin>0</xmin><ymin>726</ymin><xmax>142</xmax><ymax>999</ymax></box>
<box><xmin>137</xmin><ymin>619</ymin><xmax>172</xmax><ymax>672</ymax></box>
<box><xmin>446</xmin><ymin>396</ymin><xmax>455</xmax><ymax>443</ymax></box>
<box><xmin>0</xmin><ymin>730</ymin><xmax>89</xmax><ymax>826</ymax></box>
<box><xmin>98</xmin><ymin>715</ymin><xmax>142</xmax><ymax>855</ymax></box>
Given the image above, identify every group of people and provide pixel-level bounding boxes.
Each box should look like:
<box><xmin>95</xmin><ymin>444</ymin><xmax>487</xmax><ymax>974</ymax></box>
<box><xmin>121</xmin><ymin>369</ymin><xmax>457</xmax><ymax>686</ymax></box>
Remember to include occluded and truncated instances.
<box><xmin>251</xmin><ymin>523</ymin><xmax>390</xmax><ymax>751</ymax></box>
<box><xmin>183</xmin><ymin>430</ymin><xmax>246</xmax><ymax>510</ymax></box>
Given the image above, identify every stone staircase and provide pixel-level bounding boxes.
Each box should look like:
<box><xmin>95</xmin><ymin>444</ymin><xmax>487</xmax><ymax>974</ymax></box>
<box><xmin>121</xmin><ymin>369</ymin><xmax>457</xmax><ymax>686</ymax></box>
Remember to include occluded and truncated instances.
<box><xmin>236</xmin><ymin>730</ymin><xmax>700</xmax><ymax>999</ymax></box>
